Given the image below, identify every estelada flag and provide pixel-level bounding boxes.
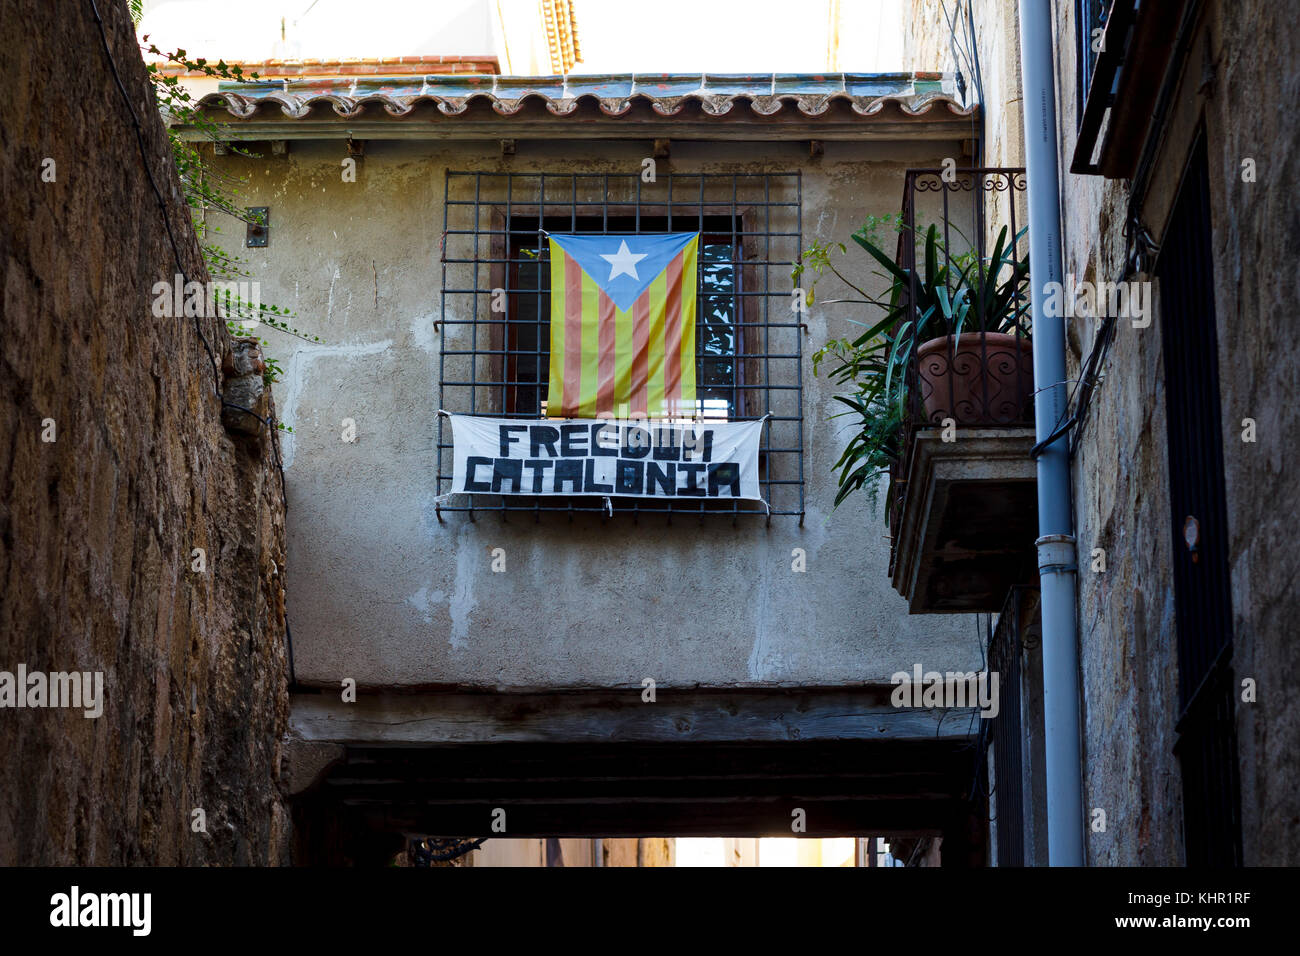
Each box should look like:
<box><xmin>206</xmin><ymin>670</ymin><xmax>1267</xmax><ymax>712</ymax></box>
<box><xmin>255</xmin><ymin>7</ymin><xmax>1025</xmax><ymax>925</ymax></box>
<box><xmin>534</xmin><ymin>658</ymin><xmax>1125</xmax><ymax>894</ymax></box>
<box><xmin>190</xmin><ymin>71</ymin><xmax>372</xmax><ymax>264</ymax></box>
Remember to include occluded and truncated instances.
<box><xmin>547</xmin><ymin>232</ymin><xmax>698</xmax><ymax>419</ymax></box>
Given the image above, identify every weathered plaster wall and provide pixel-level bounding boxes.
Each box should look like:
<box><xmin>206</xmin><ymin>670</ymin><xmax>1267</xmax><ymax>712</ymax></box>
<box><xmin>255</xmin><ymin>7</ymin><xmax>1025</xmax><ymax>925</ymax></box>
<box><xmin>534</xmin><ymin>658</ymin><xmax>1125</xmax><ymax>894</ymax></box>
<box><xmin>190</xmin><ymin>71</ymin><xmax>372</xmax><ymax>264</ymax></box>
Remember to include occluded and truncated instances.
<box><xmin>0</xmin><ymin>0</ymin><xmax>290</xmax><ymax>864</ymax></box>
<box><xmin>211</xmin><ymin>135</ymin><xmax>982</xmax><ymax>691</ymax></box>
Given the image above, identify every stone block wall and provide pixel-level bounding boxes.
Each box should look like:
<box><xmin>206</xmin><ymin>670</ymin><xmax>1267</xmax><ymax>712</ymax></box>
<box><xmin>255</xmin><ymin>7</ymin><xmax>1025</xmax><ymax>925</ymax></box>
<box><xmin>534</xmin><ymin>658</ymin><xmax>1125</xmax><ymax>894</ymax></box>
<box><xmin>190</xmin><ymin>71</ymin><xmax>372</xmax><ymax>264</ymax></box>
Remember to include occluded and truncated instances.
<box><xmin>905</xmin><ymin>0</ymin><xmax>1300</xmax><ymax>865</ymax></box>
<box><xmin>0</xmin><ymin>0</ymin><xmax>291</xmax><ymax>864</ymax></box>
<box><xmin>1050</xmin><ymin>0</ymin><xmax>1300</xmax><ymax>867</ymax></box>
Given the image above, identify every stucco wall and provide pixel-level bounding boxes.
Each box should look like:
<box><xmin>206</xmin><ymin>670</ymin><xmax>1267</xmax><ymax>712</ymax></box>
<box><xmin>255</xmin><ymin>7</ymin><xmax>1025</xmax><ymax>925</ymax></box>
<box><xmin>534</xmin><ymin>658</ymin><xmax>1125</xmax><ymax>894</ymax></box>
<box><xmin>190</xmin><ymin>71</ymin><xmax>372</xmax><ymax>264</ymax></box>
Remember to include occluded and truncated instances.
<box><xmin>902</xmin><ymin>0</ymin><xmax>1025</xmax><ymax>220</ymax></box>
<box><xmin>210</xmin><ymin>136</ymin><xmax>981</xmax><ymax>691</ymax></box>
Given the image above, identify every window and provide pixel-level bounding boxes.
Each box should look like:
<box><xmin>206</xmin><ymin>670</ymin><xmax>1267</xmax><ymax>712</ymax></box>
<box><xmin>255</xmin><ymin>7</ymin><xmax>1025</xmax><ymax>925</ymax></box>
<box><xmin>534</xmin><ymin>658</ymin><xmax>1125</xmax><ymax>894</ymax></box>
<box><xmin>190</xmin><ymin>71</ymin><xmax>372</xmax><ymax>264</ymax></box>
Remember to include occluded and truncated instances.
<box><xmin>498</xmin><ymin>216</ymin><xmax>745</xmax><ymax>420</ymax></box>
<box><xmin>1076</xmin><ymin>0</ymin><xmax>1109</xmax><ymax>126</ymax></box>
<box><xmin>437</xmin><ymin>171</ymin><xmax>805</xmax><ymax>519</ymax></box>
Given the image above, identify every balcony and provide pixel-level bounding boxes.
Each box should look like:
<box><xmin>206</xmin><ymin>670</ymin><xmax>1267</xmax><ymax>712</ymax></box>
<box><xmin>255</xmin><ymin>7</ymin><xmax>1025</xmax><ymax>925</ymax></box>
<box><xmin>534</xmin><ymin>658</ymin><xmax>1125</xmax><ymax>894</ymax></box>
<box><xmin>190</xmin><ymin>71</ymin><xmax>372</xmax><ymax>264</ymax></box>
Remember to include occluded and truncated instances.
<box><xmin>886</xmin><ymin>169</ymin><xmax>1040</xmax><ymax>613</ymax></box>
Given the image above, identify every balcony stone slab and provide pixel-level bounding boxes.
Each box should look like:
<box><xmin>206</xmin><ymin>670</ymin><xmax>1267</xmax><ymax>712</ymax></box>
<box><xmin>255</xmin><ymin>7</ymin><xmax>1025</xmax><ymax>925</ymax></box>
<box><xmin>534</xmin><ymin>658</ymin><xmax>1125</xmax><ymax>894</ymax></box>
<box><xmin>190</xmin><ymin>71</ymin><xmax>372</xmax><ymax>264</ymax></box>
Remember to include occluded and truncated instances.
<box><xmin>891</xmin><ymin>427</ymin><xmax>1039</xmax><ymax>612</ymax></box>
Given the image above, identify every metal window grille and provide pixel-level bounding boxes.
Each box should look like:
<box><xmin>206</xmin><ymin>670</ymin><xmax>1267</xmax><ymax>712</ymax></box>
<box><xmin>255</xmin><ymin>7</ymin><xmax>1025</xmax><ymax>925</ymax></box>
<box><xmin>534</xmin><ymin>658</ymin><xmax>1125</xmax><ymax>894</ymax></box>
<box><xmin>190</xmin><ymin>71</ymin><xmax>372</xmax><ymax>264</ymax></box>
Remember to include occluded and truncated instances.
<box><xmin>436</xmin><ymin>170</ymin><xmax>805</xmax><ymax>520</ymax></box>
<box><xmin>1158</xmin><ymin>133</ymin><xmax>1242</xmax><ymax>866</ymax></box>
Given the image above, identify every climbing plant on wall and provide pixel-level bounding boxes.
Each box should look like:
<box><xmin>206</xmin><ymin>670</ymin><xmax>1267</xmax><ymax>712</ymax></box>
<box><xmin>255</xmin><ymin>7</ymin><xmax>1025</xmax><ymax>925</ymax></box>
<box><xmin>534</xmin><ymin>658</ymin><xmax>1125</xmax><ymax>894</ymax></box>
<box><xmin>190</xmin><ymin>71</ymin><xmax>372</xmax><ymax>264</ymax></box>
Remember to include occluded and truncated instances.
<box><xmin>135</xmin><ymin>8</ymin><xmax>318</xmax><ymax>409</ymax></box>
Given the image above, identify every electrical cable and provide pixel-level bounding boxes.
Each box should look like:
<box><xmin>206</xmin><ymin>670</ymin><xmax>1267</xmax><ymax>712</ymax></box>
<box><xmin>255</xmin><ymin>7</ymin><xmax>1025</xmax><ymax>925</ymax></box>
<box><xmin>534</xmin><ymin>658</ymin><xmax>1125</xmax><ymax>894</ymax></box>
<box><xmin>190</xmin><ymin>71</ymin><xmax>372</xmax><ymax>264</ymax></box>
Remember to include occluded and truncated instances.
<box><xmin>411</xmin><ymin>837</ymin><xmax>487</xmax><ymax>865</ymax></box>
<box><xmin>88</xmin><ymin>0</ymin><xmax>293</xmax><ymax>673</ymax></box>
<box><xmin>88</xmin><ymin>0</ymin><xmax>221</xmax><ymax>393</ymax></box>
<box><xmin>1029</xmin><ymin>312</ymin><xmax>1115</xmax><ymax>460</ymax></box>
<box><xmin>89</xmin><ymin>0</ymin><xmax>288</xmax><ymax>476</ymax></box>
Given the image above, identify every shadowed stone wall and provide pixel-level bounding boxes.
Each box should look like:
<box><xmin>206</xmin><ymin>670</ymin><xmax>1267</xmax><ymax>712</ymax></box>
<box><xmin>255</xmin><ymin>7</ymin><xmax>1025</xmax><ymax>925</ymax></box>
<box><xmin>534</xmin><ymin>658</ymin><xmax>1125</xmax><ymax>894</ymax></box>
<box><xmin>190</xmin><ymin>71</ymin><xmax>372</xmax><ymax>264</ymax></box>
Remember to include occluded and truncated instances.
<box><xmin>907</xmin><ymin>0</ymin><xmax>1300</xmax><ymax>865</ymax></box>
<box><xmin>0</xmin><ymin>0</ymin><xmax>291</xmax><ymax>864</ymax></box>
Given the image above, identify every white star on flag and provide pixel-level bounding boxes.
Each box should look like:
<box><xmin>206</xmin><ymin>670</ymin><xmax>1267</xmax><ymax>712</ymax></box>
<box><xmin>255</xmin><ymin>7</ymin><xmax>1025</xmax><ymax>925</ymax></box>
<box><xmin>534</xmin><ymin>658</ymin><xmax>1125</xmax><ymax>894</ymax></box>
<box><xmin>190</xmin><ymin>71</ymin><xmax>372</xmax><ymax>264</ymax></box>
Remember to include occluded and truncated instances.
<box><xmin>599</xmin><ymin>240</ymin><xmax>649</xmax><ymax>281</ymax></box>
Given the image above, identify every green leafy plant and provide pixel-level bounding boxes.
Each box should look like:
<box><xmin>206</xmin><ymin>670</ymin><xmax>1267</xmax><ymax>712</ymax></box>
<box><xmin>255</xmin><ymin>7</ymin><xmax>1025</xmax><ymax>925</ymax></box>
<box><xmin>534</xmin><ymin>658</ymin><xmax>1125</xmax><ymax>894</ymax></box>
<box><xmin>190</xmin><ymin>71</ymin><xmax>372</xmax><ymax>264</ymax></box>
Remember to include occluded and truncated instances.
<box><xmin>138</xmin><ymin>32</ymin><xmax>321</xmax><ymax>429</ymax></box>
<box><xmin>262</xmin><ymin>356</ymin><xmax>284</xmax><ymax>388</ymax></box>
<box><xmin>797</xmin><ymin>219</ymin><xmax>1030</xmax><ymax>512</ymax></box>
<box><xmin>141</xmin><ymin>43</ymin><xmax>321</xmax><ymax>342</ymax></box>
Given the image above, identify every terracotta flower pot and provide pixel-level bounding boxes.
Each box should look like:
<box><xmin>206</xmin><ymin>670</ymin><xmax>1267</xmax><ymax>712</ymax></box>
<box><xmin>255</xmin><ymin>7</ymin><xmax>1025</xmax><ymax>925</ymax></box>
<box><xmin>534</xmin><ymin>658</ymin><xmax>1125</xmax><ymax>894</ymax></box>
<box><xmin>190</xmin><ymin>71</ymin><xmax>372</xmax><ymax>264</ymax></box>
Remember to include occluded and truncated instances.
<box><xmin>915</xmin><ymin>332</ymin><xmax>1034</xmax><ymax>424</ymax></box>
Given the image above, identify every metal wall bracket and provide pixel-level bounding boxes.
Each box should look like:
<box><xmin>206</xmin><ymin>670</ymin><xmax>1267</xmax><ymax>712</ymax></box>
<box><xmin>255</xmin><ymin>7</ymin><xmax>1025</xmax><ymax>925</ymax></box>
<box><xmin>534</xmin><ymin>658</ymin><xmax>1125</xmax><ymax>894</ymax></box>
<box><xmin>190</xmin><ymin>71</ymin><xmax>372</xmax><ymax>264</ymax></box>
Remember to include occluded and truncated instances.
<box><xmin>246</xmin><ymin>207</ymin><xmax>269</xmax><ymax>247</ymax></box>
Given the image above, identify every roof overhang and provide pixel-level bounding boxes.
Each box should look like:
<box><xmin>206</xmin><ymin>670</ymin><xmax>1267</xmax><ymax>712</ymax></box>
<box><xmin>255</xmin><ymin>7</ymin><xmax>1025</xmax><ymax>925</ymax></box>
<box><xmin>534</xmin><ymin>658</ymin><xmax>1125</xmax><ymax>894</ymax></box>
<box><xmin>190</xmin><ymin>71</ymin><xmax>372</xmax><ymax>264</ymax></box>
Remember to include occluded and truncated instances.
<box><xmin>179</xmin><ymin>72</ymin><xmax>979</xmax><ymax>143</ymax></box>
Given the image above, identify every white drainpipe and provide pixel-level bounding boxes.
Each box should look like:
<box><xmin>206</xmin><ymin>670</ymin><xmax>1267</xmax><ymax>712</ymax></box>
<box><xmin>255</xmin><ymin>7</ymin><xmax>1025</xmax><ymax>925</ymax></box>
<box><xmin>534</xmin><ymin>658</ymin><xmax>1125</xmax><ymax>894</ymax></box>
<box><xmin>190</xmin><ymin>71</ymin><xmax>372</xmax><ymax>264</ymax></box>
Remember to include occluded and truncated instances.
<box><xmin>1017</xmin><ymin>0</ymin><xmax>1085</xmax><ymax>866</ymax></box>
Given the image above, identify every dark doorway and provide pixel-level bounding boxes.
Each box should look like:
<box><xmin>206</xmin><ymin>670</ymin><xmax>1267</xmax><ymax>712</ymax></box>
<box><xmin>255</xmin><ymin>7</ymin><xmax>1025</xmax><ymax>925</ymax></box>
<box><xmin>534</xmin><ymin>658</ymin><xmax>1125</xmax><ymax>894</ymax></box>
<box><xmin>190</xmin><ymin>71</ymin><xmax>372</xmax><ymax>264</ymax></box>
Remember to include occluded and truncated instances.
<box><xmin>1156</xmin><ymin>130</ymin><xmax>1242</xmax><ymax>866</ymax></box>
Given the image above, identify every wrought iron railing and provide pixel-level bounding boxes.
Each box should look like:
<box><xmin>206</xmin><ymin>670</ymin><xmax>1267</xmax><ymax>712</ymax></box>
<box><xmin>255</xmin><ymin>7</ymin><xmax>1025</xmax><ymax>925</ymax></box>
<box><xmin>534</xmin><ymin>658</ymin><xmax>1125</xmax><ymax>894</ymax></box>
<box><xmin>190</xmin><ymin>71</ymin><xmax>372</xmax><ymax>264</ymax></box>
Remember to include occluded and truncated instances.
<box><xmin>887</xmin><ymin>168</ymin><xmax>1031</xmax><ymax>551</ymax></box>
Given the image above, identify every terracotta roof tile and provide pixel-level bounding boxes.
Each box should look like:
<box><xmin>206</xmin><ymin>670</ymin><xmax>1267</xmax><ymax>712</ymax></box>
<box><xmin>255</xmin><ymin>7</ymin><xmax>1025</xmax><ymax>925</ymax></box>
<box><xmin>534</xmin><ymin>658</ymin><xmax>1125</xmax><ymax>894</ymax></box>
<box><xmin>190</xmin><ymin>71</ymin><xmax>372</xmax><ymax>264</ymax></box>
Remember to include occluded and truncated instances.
<box><xmin>197</xmin><ymin>72</ymin><xmax>975</xmax><ymax>123</ymax></box>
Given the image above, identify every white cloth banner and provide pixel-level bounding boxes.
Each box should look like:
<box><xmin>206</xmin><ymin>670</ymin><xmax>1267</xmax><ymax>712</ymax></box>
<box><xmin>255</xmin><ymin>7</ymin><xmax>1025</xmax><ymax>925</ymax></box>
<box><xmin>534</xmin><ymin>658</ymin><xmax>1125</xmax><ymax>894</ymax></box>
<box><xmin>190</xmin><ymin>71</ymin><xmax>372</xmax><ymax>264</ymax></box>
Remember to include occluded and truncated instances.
<box><xmin>447</xmin><ymin>414</ymin><xmax>765</xmax><ymax>502</ymax></box>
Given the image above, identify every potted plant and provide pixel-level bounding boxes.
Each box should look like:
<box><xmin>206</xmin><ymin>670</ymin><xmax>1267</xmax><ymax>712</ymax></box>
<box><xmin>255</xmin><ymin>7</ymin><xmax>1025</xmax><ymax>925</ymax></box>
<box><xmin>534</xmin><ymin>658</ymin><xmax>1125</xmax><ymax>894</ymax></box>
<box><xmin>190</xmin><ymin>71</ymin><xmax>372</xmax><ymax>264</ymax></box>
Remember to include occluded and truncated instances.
<box><xmin>795</xmin><ymin>217</ymin><xmax>1031</xmax><ymax>511</ymax></box>
<box><xmin>889</xmin><ymin>223</ymin><xmax>1032</xmax><ymax>425</ymax></box>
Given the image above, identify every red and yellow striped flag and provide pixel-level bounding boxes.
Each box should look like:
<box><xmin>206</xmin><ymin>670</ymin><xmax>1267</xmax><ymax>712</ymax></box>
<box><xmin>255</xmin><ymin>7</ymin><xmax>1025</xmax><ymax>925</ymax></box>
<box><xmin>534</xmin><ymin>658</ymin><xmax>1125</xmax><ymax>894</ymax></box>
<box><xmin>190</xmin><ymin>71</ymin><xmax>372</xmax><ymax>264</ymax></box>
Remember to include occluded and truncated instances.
<box><xmin>547</xmin><ymin>232</ymin><xmax>698</xmax><ymax>418</ymax></box>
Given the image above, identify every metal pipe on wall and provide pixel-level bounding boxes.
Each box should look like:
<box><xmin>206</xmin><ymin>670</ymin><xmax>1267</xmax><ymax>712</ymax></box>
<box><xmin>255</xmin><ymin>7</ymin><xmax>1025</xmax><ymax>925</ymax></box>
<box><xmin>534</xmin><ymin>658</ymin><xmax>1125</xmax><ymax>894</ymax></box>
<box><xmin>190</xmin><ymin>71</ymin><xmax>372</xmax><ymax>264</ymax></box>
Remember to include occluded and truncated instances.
<box><xmin>1016</xmin><ymin>0</ymin><xmax>1085</xmax><ymax>866</ymax></box>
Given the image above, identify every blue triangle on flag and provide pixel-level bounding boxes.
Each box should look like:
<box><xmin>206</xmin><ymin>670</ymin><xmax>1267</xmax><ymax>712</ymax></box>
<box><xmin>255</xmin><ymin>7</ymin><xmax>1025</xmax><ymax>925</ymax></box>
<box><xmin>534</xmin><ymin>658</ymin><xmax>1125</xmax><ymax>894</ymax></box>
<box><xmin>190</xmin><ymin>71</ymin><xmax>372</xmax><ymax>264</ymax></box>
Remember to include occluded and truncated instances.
<box><xmin>551</xmin><ymin>232</ymin><xmax>698</xmax><ymax>312</ymax></box>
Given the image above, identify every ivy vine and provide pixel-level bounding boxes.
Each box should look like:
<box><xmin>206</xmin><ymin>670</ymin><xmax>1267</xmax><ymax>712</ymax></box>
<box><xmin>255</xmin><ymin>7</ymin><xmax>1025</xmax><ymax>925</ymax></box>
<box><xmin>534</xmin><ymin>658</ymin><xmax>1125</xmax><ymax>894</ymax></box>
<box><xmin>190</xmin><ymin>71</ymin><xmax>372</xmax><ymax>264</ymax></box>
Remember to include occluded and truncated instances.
<box><xmin>135</xmin><ymin>8</ymin><xmax>317</xmax><ymax>431</ymax></box>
